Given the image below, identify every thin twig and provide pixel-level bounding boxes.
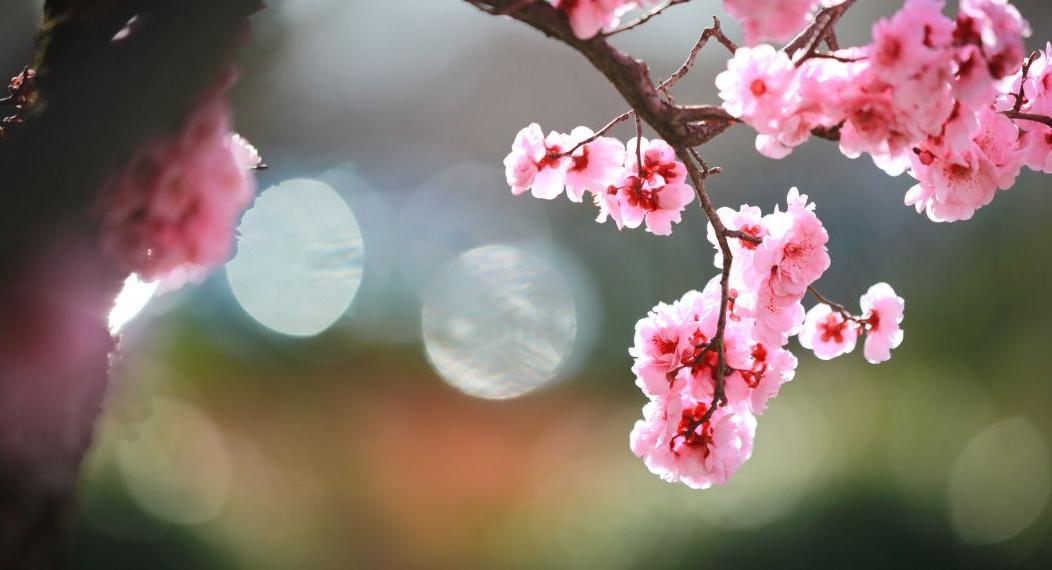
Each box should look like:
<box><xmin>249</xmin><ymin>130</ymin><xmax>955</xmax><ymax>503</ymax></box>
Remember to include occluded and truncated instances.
<box><xmin>806</xmin><ymin>285</ymin><xmax>862</xmax><ymax>322</ymax></box>
<box><xmin>635</xmin><ymin>113</ymin><xmax>645</xmax><ymax>178</ymax></box>
<box><xmin>562</xmin><ymin>17</ymin><xmax>734</xmax><ymax>156</ymax></box>
<box><xmin>786</xmin><ymin>0</ymin><xmax>856</xmax><ymax>65</ymax></box>
<box><xmin>602</xmin><ymin>0</ymin><xmax>690</xmax><ymax>37</ymax></box>
<box><xmin>1010</xmin><ymin>51</ymin><xmax>1041</xmax><ymax>113</ymax></box>
<box><xmin>562</xmin><ymin>110</ymin><xmax>634</xmax><ymax>156</ymax></box>
<box><xmin>1001</xmin><ymin>51</ymin><xmax>1052</xmax><ymax>129</ymax></box>
<box><xmin>678</xmin><ymin>148</ymin><xmax>739</xmax><ymax>425</ymax></box>
<box><xmin>659</xmin><ymin>17</ymin><xmax>735</xmax><ymax>95</ymax></box>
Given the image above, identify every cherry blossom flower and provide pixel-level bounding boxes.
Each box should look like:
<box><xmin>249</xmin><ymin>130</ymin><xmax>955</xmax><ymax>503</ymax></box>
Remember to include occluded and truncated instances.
<box><xmin>504</xmin><ymin>123</ymin><xmax>572</xmax><ymax>199</ymax></box>
<box><xmin>724</xmin><ymin>341</ymin><xmax>798</xmax><ymax>415</ymax></box>
<box><xmin>99</xmin><ymin>93</ymin><xmax>257</xmax><ymax>282</ymax></box>
<box><xmin>746</xmin><ymin>188</ymin><xmax>830</xmax><ymax>300</ymax></box>
<box><xmin>631</xmin><ymin>299</ymin><xmax>696</xmax><ymax>397</ymax></box>
<box><xmin>868</xmin><ymin>0</ymin><xmax>955</xmax><ymax>83</ymax></box>
<box><xmin>613</xmin><ymin>174</ymin><xmax>695</xmax><ymax>236</ymax></box>
<box><xmin>708</xmin><ymin>204</ymin><xmax>766</xmax><ymax>265</ymax></box>
<box><xmin>958</xmin><ymin>0</ymin><xmax>1031</xmax><ymax>79</ymax></box>
<box><xmin>716</xmin><ymin>45</ymin><xmax>796</xmax><ymax>133</ymax></box>
<box><xmin>625</xmin><ymin>137</ymin><xmax>687</xmax><ymax>187</ymax></box>
<box><xmin>905</xmin><ymin>141</ymin><xmax>1000</xmax><ymax>222</ymax></box>
<box><xmin>743</xmin><ymin>281</ymin><xmax>807</xmax><ymax>346</ymax></box>
<box><xmin>859</xmin><ymin>283</ymin><xmax>905</xmax><ymax>364</ymax></box>
<box><xmin>564</xmin><ymin>126</ymin><xmax>626</xmax><ymax>202</ymax></box>
<box><xmin>722</xmin><ymin>0</ymin><xmax>820</xmax><ymax>46</ymax></box>
<box><xmin>905</xmin><ymin>105</ymin><xmax>1023</xmax><ymax>222</ymax></box>
<box><xmin>630</xmin><ymin>388</ymin><xmax>756</xmax><ymax>489</ymax></box>
<box><xmin>551</xmin><ymin>0</ymin><xmax>642</xmax><ymax>39</ymax></box>
<box><xmin>799</xmin><ymin>303</ymin><xmax>858</xmax><ymax>360</ymax></box>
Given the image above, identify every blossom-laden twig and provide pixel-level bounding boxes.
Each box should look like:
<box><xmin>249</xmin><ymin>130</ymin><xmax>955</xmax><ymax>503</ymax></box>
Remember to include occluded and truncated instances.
<box><xmin>469</xmin><ymin>0</ymin><xmax>861</xmax><ymax>429</ymax></box>
<box><xmin>1003</xmin><ymin>50</ymin><xmax>1052</xmax><ymax>129</ymax></box>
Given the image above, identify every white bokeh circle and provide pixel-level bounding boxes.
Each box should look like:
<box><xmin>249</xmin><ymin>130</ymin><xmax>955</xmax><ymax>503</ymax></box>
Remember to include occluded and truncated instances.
<box><xmin>226</xmin><ymin>178</ymin><xmax>364</xmax><ymax>337</ymax></box>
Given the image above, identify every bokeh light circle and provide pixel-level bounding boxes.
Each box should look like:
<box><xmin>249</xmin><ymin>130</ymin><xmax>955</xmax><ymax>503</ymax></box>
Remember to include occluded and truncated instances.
<box><xmin>226</xmin><ymin>178</ymin><xmax>364</xmax><ymax>337</ymax></box>
<box><xmin>948</xmin><ymin>417</ymin><xmax>1051</xmax><ymax>544</ymax></box>
<box><xmin>421</xmin><ymin>244</ymin><xmax>577</xmax><ymax>400</ymax></box>
<box><xmin>116</xmin><ymin>398</ymin><xmax>231</xmax><ymax>525</ymax></box>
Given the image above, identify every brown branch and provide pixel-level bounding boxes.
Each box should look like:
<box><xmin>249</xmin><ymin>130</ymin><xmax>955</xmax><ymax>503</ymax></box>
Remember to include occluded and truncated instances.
<box><xmin>1005</xmin><ymin>111</ymin><xmax>1052</xmax><ymax>129</ymax></box>
<box><xmin>560</xmin><ymin>17</ymin><xmax>737</xmax><ymax>156</ymax></box>
<box><xmin>465</xmin><ymin>0</ymin><xmax>734</xmax><ymax>147</ymax></box>
<box><xmin>659</xmin><ymin>16</ymin><xmax>736</xmax><ymax>92</ymax></box>
<box><xmin>786</xmin><ymin>0</ymin><xmax>857</xmax><ymax>65</ymax></box>
<box><xmin>678</xmin><ymin>149</ymin><xmax>740</xmax><ymax>425</ymax></box>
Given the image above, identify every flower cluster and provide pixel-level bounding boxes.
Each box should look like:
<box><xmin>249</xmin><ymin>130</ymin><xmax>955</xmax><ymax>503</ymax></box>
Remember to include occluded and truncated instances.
<box><xmin>717</xmin><ymin>0</ymin><xmax>1043</xmax><ymax>222</ymax></box>
<box><xmin>630</xmin><ymin>187</ymin><xmax>905</xmax><ymax>488</ymax></box>
<box><xmin>98</xmin><ymin>82</ymin><xmax>260</xmax><ymax>284</ymax></box>
<box><xmin>504</xmin><ymin>123</ymin><xmax>695</xmax><ymax>235</ymax></box>
<box><xmin>722</xmin><ymin>0</ymin><xmax>823</xmax><ymax>46</ymax></box>
<box><xmin>800</xmin><ymin>283</ymin><xmax>906</xmax><ymax>364</ymax></box>
<box><xmin>551</xmin><ymin>0</ymin><xmax>653</xmax><ymax>39</ymax></box>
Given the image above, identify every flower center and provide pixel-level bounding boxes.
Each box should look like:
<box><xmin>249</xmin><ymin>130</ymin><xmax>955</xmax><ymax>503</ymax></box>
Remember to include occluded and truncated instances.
<box><xmin>818</xmin><ymin>313</ymin><xmax>848</xmax><ymax>343</ymax></box>
<box><xmin>749</xmin><ymin>78</ymin><xmax>767</xmax><ymax>96</ymax></box>
<box><xmin>570</xmin><ymin>145</ymin><xmax>590</xmax><ymax>172</ymax></box>
<box><xmin>671</xmin><ymin>403</ymin><xmax>715</xmax><ymax>456</ymax></box>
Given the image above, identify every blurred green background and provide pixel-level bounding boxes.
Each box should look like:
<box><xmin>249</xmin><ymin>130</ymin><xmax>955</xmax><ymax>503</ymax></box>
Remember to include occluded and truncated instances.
<box><xmin>5</xmin><ymin>1</ymin><xmax>1052</xmax><ymax>568</ymax></box>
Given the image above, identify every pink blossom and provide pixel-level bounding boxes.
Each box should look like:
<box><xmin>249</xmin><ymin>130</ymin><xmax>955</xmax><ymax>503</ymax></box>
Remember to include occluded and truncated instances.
<box><xmin>722</xmin><ymin>0</ymin><xmax>820</xmax><ymax>46</ymax></box>
<box><xmin>746</xmin><ymin>188</ymin><xmax>830</xmax><ymax>300</ymax></box>
<box><xmin>799</xmin><ymin>303</ymin><xmax>858</xmax><ymax>360</ymax></box>
<box><xmin>551</xmin><ymin>0</ymin><xmax>641</xmax><ymax>40</ymax></box>
<box><xmin>859</xmin><ymin>283</ymin><xmax>905</xmax><ymax>364</ymax></box>
<box><xmin>630</xmin><ymin>388</ymin><xmax>756</xmax><ymax>489</ymax></box>
<box><xmin>630</xmin><ymin>300</ymin><xmax>695</xmax><ymax>397</ymax></box>
<box><xmin>593</xmin><ymin>183</ymin><xmax>624</xmax><ymax>228</ymax></box>
<box><xmin>905</xmin><ymin>141</ymin><xmax>998</xmax><ymax>222</ymax></box>
<box><xmin>724</xmin><ymin>341</ymin><xmax>797</xmax><ymax>415</ymax></box>
<box><xmin>564</xmin><ymin>126</ymin><xmax>626</xmax><ymax>202</ymax></box>
<box><xmin>905</xmin><ymin>105</ymin><xmax>1023</xmax><ymax>222</ymax></box>
<box><xmin>868</xmin><ymin>0</ymin><xmax>954</xmax><ymax>82</ymax></box>
<box><xmin>625</xmin><ymin>137</ymin><xmax>687</xmax><ymax>187</ymax></box>
<box><xmin>99</xmin><ymin>94</ymin><xmax>257</xmax><ymax>282</ymax></box>
<box><xmin>708</xmin><ymin>204</ymin><xmax>766</xmax><ymax>266</ymax></box>
<box><xmin>837</xmin><ymin>86</ymin><xmax>917</xmax><ymax>176</ymax></box>
<box><xmin>503</xmin><ymin>123</ymin><xmax>572</xmax><ymax>199</ymax></box>
<box><xmin>957</xmin><ymin>0</ymin><xmax>1030</xmax><ymax>79</ymax></box>
<box><xmin>614</xmin><ymin>175</ymin><xmax>694</xmax><ymax>235</ymax></box>
<box><xmin>744</xmin><ymin>282</ymin><xmax>807</xmax><ymax>346</ymax></box>
<box><xmin>716</xmin><ymin>45</ymin><xmax>796</xmax><ymax>133</ymax></box>
<box><xmin>753</xmin><ymin>57</ymin><xmax>856</xmax><ymax>159</ymax></box>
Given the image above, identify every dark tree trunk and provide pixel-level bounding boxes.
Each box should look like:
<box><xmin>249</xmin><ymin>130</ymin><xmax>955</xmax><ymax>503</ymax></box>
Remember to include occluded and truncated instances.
<box><xmin>0</xmin><ymin>1</ymin><xmax>259</xmax><ymax>567</ymax></box>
